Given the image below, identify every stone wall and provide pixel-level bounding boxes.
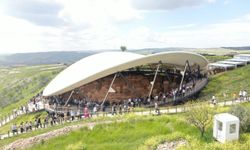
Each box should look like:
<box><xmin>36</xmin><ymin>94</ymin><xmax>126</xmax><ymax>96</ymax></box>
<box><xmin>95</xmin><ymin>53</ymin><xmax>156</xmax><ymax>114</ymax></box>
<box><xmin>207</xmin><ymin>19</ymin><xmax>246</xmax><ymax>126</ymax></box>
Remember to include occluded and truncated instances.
<box><xmin>63</xmin><ymin>73</ymin><xmax>180</xmax><ymax>103</ymax></box>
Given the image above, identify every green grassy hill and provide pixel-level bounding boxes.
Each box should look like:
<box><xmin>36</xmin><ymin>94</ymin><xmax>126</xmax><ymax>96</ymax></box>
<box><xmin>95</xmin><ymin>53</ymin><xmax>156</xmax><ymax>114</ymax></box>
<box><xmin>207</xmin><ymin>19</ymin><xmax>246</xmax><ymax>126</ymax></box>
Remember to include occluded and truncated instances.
<box><xmin>204</xmin><ymin>55</ymin><xmax>233</xmax><ymax>63</ymax></box>
<box><xmin>199</xmin><ymin>65</ymin><xmax>250</xmax><ymax>101</ymax></box>
<box><xmin>0</xmin><ymin>64</ymin><xmax>65</xmax><ymax>118</ymax></box>
<box><xmin>1</xmin><ymin>103</ymin><xmax>249</xmax><ymax>150</ymax></box>
<box><xmin>0</xmin><ymin>56</ymin><xmax>250</xmax><ymax>149</ymax></box>
<box><xmin>24</xmin><ymin>64</ymin><xmax>250</xmax><ymax>150</ymax></box>
<box><xmin>26</xmin><ymin>105</ymin><xmax>250</xmax><ymax>150</ymax></box>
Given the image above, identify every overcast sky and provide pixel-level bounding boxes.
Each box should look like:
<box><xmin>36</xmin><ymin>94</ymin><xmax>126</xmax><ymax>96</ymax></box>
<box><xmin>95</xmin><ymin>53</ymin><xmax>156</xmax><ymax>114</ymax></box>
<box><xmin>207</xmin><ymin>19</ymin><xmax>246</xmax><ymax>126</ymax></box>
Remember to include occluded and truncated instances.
<box><xmin>0</xmin><ymin>0</ymin><xmax>250</xmax><ymax>53</ymax></box>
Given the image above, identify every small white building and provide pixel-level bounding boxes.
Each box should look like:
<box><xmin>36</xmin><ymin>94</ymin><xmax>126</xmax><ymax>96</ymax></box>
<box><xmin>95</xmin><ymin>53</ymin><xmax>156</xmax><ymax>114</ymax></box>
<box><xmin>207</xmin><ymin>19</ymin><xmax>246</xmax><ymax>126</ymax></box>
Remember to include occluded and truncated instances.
<box><xmin>213</xmin><ymin>113</ymin><xmax>240</xmax><ymax>143</ymax></box>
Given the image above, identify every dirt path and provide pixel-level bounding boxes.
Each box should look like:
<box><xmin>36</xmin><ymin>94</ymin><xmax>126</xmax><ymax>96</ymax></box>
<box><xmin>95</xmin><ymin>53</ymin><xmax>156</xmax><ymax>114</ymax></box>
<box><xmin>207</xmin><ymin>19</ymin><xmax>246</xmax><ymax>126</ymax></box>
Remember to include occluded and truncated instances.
<box><xmin>3</xmin><ymin>120</ymin><xmax>116</xmax><ymax>150</ymax></box>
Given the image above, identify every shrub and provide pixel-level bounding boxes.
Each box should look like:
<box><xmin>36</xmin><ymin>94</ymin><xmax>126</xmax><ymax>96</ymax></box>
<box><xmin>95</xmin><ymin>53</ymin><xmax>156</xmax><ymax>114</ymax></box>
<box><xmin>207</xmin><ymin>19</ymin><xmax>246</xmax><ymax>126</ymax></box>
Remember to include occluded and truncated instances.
<box><xmin>229</xmin><ymin>105</ymin><xmax>250</xmax><ymax>132</ymax></box>
<box><xmin>186</xmin><ymin>103</ymin><xmax>214</xmax><ymax>138</ymax></box>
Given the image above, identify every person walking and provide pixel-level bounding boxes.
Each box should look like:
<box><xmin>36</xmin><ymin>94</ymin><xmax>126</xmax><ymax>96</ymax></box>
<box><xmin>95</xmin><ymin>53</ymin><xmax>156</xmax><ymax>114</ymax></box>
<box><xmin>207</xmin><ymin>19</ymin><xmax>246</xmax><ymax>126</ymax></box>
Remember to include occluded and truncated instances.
<box><xmin>11</xmin><ymin>124</ymin><xmax>18</xmax><ymax>135</ymax></box>
<box><xmin>119</xmin><ymin>104</ymin><xmax>122</xmax><ymax>115</ymax></box>
<box><xmin>29</xmin><ymin>121</ymin><xmax>32</xmax><ymax>130</ymax></box>
<box><xmin>239</xmin><ymin>90</ymin><xmax>243</xmax><ymax>101</ymax></box>
<box><xmin>154</xmin><ymin>102</ymin><xmax>160</xmax><ymax>115</ymax></box>
<box><xmin>25</xmin><ymin>121</ymin><xmax>29</xmax><ymax>132</ymax></box>
<box><xmin>212</xmin><ymin>95</ymin><xmax>216</xmax><ymax>106</ymax></box>
<box><xmin>84</xmin><ymin>106</ymin><xmax>89</xmax><ymax>118</ymax></box>
<box><xmin>243</xmin><ymin>90</ymin><xmax>248</xmax><ymax>101</ymax></box>
<box><xmin>111</xmin><ymin>104</ymin><xmax>117</xmax><ymax>115</ymax></box>
<box><xmin>20</xmin><ymin>122</ymin><xmax>24</xmax><ymax>133</ymax></box>
<box><xmin>93</xmin><ymin>105</ymin><xmax>97</xmax><ymax>116</ymax></box>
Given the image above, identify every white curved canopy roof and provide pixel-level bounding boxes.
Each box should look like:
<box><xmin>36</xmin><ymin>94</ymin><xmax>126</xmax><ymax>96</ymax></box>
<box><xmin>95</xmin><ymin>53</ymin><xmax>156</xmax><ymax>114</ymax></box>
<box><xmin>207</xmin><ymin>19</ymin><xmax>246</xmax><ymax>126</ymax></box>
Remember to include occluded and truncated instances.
<box><xmin>43</xmin><ymin>51</ymin><xmax>208</xmax><ymax>96</ymax></box>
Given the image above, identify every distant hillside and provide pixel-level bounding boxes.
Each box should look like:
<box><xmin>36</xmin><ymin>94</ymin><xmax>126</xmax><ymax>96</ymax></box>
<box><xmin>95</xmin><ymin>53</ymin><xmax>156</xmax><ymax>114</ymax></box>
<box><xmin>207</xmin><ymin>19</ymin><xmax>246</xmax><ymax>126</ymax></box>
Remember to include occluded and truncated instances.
<box><xmin>0</xmin><ymin>64</ymin><xmax>66</xmax><ymax>117</ymax></box>
<box><xmin>222</xmin><ymin>46</ymin><xmax>250</xmax><ymax>50</ymax></box>
<box><xmin>0</xmin><ymin>49</ymin><xmax>194</xmax><ymax>66</ymax></box>
<box><xmin>0</xmin><ymin>51</ymin><xmax>96</xmax><ymax>66</ymax></box>
<box><xmin>0</xmin><ymin>47</ymin><xmax>248</xmax><ymax>66</ymax></box>
<box><xmin>130</xmin><ymin>47</ymin><xmax>196</xmax><ymax>54</ymax></box>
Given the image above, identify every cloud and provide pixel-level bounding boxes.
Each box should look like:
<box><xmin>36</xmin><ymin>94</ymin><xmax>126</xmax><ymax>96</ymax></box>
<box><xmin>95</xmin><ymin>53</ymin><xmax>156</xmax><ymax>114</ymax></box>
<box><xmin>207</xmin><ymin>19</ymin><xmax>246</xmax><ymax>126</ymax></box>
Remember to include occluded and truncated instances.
<box><xmin>2</xmin><ymin>0</ymin><xmax>64</xmax><ymax>26</ymax></box>
<box><xmin>57</xmin><ymin>0</ymin><xmax>141</xmax><ymax>26</ymax></box>
<box><xmin>167</xmin><ymin>24</ymin><xmax>197</xmax><ymax>30</ymax></box>
<box><xmin>1</xmin><ymin>13</ymin><xmax>250</xmax><ymax>53</ymax></box>
<box><xmin>223</xmin><ymin>0</ymin><xmax>231</xmax><ymax>5</ymax></box>
<box><xmin>131</xmin><ymin>0</ymin><xmax>216</xmax><ymax>11</ymax></box>
<box><xmin>117</xmin><ymin>13</ymin><xmax>250</xmax><ymax>48</ymax></box>
<box><xmin>0</xmin><ymin>0</ymin><xmax>249</xmax><ymax>53</ymax></box>
<box><xmin>1</xmin><ymin>0</ymin><xmax>217</xmax><ymax>28</ymax></box>
<box><xmin>0</xmin><ymin>0</ymin><xmax>143</xmax><ymax>28</ymax></box>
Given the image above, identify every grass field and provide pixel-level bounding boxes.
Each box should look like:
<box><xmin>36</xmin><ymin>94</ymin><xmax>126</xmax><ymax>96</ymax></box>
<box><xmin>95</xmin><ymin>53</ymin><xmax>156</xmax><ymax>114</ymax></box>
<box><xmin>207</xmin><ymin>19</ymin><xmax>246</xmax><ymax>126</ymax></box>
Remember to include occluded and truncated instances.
<box><xmin>0</xmin><ymin>103</ymin><xmax>249</xmax><ymax>150</ymax></box>
<box><xmin>0</xmin><ymin>115</ymin><xmax>126</xmax><ymax>148</ymax></box>
<box><xmin>204</xmin><ymin>55</ymin><xmax>232</xmax><ymax>63</ymax></box>
<box><xmin>0</xmin><ymin>64</ymin><xmax>66</xmax><ymax>118</ymax></box>
<box><xmin>192</xmin><ymin>48</ymin><xmax>250</xmax><ymax>56</ymax></box>
<box><xmin>199</xmin><ymin>64</ymin><xmax>250</xmax><ymax>102</ymax></box>
<box><xmin>25</xmin><ymin>104</ymin><xmax>250</xmax><ymax>150</ymax></box>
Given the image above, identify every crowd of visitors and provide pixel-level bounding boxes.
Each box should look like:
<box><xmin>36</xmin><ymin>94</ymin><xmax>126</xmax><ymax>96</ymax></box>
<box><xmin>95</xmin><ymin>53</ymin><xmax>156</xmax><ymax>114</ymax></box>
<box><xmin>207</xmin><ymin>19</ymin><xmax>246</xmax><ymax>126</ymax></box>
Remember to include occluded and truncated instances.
<box><xmin>10</xmin><ymin>106</ymin><xmax>92</xmax><ymax>136</ymax></box>
<box><xmin>12</xmin><ymin>92</ymin><xmax>44</xmax><ymax>117</ymax></box>
<box><xmin>211</xmin><ymin>90</ymin><xmax>249</xmax><ymax>106</ymax></box>
<box><xmin>45</xmin><ymin>79</ymin><xmax>202</xmax><ymax>118</ymax></box>
<box><xmin>6</xmin><ymin>69</ymin><xmax>207</xmax><ymax>138</ymax></box>
<box><xmin>7</xmin><ymin>86</ymin><xmax>249</xmax><ymax>138</ymax></box>
<box><xmin>10</xmin><ymin>118</ymin><xmax>42</xmax><ymax>135</ymax></box>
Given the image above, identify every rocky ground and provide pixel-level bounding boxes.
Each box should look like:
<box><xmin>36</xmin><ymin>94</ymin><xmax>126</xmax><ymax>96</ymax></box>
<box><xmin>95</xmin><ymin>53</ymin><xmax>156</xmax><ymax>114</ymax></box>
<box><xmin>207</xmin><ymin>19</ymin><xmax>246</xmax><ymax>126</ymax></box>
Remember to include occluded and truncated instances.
<box><xmin>156</xmin><ymin>140</ymin><xmax>187</xmax><ymax>150</ymax></box>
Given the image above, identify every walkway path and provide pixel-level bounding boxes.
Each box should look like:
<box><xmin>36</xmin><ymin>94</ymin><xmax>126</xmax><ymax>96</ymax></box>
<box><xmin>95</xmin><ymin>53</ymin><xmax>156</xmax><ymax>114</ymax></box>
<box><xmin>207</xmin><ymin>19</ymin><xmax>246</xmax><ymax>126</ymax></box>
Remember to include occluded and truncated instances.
<box><xmin>1</xmin><ymin>98</ymin><xmax>248</xmax><ymax>150</ymax></box>
<box><xmin>0</xmin><ymin>77</ymin><xmax>208</xmax><ymax>129</ymax></box>
<box><xmin>3</xmin><ymin>120</ymin><xmax>121</xmax><ymax>150</ymax></box>
<box><xmin>134</xmin><ymin>99</ymin><xmax>247</xmax><ymax>116</ymax></box>
<box><xmin>0</xmin><ymin>102</ymin><xmax>45</xmax><ymax>128</ymax></box>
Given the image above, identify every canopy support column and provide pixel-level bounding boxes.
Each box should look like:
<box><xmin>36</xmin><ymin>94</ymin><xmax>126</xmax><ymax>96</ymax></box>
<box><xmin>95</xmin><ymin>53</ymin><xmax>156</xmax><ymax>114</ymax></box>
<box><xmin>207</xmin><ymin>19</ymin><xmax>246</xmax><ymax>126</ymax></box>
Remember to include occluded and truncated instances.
<box><xmin>148</xmin><ymin>62</ymin><xmax>161</xmax><ymax>98</ymax></box>
<box><xmin>64</xmin><ymin>90</ymin><xmax>74</xmax><ymax>106</ymax></box>
<box><xmin>101</xmin><ymin>73</ymin><xmax>117</xmax><ymax>107</ymax></box>
<box><xmin>179</xmin><ymin>60</ymin><xmax>191</xmax><ymax>90</ymax></box>
<box><xmin>53</xmin><ymin>96</ymin><xmax>60</xmax><ymax>104</ymax></box>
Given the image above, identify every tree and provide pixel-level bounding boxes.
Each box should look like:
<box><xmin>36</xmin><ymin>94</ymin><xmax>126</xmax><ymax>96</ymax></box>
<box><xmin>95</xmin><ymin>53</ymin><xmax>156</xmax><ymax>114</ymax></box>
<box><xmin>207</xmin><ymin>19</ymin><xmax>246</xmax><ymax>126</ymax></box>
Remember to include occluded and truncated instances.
<box><xmin>186</xmin><ymin>103</ymin><xmax>214</xmax><ymax>138</ymax></box>
<box><xmin>120</xmin><ymin>46</ymin><xmax>127</xmax><ymax>52</ymax></box>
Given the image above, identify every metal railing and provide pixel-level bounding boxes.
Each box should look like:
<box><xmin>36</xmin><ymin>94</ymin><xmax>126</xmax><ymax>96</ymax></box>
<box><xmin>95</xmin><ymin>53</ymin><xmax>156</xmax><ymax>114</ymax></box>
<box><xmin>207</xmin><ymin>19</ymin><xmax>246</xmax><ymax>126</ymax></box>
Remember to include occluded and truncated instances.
<box><xmin>1</xmin><ymin>96</ymin><xmax>249</xmax><ymax>140</ymax></box>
